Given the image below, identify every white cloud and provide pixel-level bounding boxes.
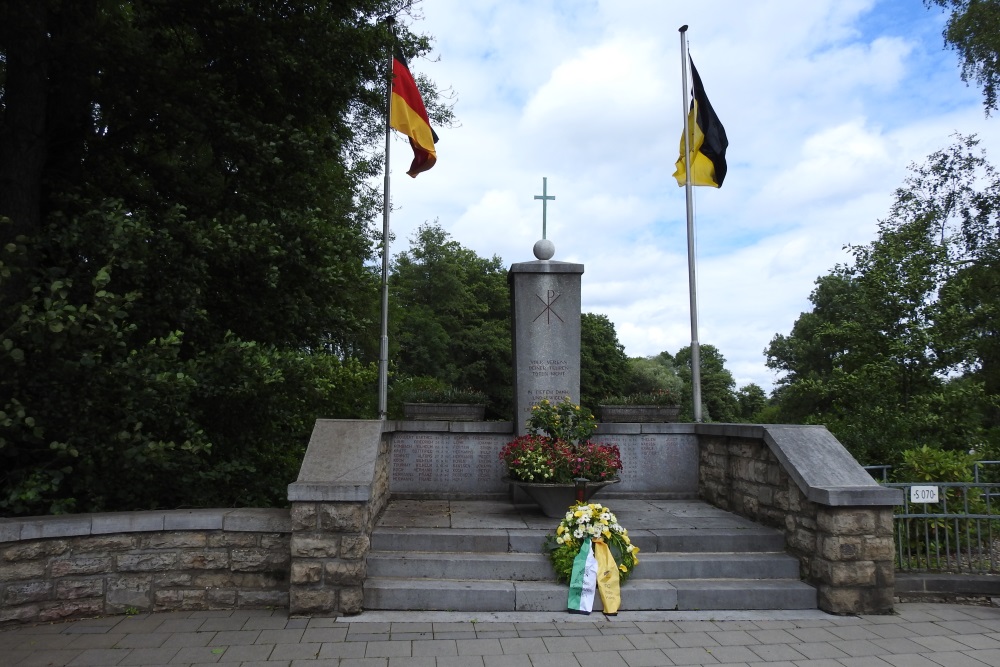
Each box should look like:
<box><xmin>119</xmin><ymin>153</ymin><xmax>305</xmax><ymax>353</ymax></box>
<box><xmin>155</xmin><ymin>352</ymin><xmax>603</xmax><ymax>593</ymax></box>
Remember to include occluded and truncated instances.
<box><xmin>382</xmin><ymin>0</ymin><xmax>1000</xmax><ymax>394</ymax></box>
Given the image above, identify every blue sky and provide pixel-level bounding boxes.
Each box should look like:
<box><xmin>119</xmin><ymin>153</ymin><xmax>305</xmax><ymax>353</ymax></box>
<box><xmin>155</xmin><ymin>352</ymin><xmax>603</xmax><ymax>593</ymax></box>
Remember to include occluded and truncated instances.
<box><xmin>383</xmin><ymin>0</ymin><xmax>999</xmax><ymax>392</ymax></box>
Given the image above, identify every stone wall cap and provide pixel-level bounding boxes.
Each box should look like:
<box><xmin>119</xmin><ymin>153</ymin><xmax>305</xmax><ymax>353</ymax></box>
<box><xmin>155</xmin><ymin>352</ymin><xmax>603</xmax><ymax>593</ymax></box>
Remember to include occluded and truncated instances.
<box><xmin>287</xmin><ymin>482</ymin><xmax>372</xmax><ymax>502</ymax></box>
<box><xmin>223</xmin><ymin>508</ymin><xmax>291</xmax><ymax>532</ymax></box>
<box><xmin>294</xmin><ymin>419</ymin><xmax>385</xmax><ymax>486</ymax></box>
<box><xmin>508</xmin><ymin>260</ymin><xmax>585</xmax><ymax>274</ymax></box>
<box><xmin>595</xmin><ymin>423</ymin><xmax>642</xmax><ymax>435</ymax></box>
<box><xmin>808</xmin><ymin>486</ymin><xmax>904</xmax><ymax>506</ymax></box>
<box><xmin>760</xmin><ymin>425</ymin><xmax>899</xmax><ymax>508</ymax></box>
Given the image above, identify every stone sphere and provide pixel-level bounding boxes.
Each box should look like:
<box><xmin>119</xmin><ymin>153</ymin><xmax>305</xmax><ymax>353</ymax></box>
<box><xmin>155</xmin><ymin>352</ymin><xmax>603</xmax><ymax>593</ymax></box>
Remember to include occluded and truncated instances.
<box><xmin>533</xmin><ymin>239</ymin><xmax>555</xmax><ymax>260</ymax></box>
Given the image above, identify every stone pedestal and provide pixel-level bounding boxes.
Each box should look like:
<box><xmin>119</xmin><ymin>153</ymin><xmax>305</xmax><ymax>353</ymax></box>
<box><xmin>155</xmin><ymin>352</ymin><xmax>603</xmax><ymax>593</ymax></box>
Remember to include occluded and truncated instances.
<box><xmin>508</xmin><ymin>260</ymin><xmax>584</xmax><ymax>435</ymax></box>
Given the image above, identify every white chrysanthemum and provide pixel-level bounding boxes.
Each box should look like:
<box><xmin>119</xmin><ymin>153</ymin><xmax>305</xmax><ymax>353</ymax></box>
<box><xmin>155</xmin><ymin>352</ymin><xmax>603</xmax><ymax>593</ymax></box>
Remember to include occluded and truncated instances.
<box><xmin>573</xmin><ymin>529</ymin><xmax>584</xmax><ymax>539</ymax></box>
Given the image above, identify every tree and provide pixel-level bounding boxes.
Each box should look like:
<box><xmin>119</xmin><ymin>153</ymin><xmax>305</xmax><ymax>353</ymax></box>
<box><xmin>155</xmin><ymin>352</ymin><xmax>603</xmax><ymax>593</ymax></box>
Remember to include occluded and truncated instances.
<box><xmin>389</xmin><ymin>223</ymin><xmax>512</xmax><ymax>418</ymax></box>
<box><xmin>925</xmin><ymin>0</ymin><xmax>1000</xmax><ymax>115</ymax></box>
<box><xmin>579</xmin><ymin>313</ymin><xmax>630</xmax><ymax>410</ymax></box>
<box><xmin>736</xmin><ymin>383</ymin><xmax>768</xmax><ymax>422</ymax></box>
<box><xmin>767</xmin><ymin>136</ymin><xmax>999</xmax><ymax>463</ymax></box>
<box><xmin>0</xmin><ymin>1</ymin><xmax>449</xmax><ymax>514</ymax></box>
<box><xmin>622</xmin><ymin>354</ymin><xmax>684</xmax><ymax>399</ymax></box>
<box><xmin>673</xmin><ymin>344</ymin><xmax>739</xmax><ymax>422</ymax></box>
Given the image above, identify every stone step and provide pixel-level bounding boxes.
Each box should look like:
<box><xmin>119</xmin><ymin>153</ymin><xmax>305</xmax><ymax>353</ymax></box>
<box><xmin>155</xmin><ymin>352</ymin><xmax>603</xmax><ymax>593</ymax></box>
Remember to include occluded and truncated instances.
<box><xmin>366</xmin><ymin>551</ymin><xmax>801</xmax><ymax>581</ymax></box>
<box><xmin>362</xmin><ymin>577</ymin><xmax>817</xmax><ymax>612</ymax></box>
<box><xmin>370</xmin><ymin>525</ymin><xmax>786</xmax><ymax>554</ymax></box>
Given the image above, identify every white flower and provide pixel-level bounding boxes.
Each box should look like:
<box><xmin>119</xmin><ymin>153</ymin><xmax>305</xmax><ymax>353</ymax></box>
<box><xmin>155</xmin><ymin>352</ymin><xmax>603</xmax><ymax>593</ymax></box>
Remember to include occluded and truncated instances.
<box><xmin>573</xmin><ymin>529</ymin><xmax>584</xmax><ymax>539</ymax></box>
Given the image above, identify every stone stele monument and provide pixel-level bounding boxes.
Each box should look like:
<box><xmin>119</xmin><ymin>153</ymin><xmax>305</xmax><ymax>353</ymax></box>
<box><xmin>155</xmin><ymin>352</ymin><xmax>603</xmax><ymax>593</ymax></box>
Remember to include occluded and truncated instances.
<box><xmin>509</xmin><ymin>177</ymin><xmax>584</xmax><ymax>435</ymax></box>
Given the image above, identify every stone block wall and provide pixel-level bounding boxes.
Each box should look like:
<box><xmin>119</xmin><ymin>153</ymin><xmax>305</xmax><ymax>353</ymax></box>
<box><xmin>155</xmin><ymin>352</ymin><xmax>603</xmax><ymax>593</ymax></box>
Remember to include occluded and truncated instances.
<box><xmin>288</xmin><ymin>430</ymin><xmax>391</xmax><ymax>615</ymax></box>
<box><xmin>699</xmin><ymin>432</ymin><xmax>895</xmax><ymax>614</ymax></box>
<box><xmin>0</xmin><ymin>509</ymin><xmax>290</xmax><ymax>625</ymax></box>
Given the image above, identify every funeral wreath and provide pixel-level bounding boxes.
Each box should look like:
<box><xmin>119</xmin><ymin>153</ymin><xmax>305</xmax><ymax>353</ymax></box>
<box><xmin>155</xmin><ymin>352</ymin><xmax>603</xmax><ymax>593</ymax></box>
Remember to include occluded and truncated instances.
<box><xmin>546</xmin><ymin>501</ymin><xmax>639</xmax><ymax>584</ymax></box>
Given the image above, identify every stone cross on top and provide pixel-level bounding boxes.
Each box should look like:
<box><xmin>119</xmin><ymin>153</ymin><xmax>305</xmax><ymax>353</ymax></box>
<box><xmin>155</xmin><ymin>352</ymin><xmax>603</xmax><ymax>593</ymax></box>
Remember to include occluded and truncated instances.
<box><xmin>533</xmin><ymin>177</ymin><xmax>555</xmax><ymax>240</ymax></box>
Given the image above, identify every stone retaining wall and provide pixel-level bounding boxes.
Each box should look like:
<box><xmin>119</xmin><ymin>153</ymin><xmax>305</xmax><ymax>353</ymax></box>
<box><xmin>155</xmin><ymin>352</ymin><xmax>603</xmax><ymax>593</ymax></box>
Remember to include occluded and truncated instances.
<box><xmin>0</xmin><ymin>508</ymin><xmax>290</xmax><ymax>625</ymax></box>
<box><xmin>287</xmin><ymin>420</ymin><xmax>392</xmax><ymax>615</ymax></box>
<box><xmin>698</xmin><ymin>425</ymin><xmax>900</xmax><ymax>614</ymax></box>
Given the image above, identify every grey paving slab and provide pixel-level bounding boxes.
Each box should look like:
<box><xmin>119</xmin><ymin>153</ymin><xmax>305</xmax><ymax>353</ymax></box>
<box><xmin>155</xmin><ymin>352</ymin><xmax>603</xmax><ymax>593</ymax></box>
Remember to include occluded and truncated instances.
<box><xmin>215</xmin><ymin>644</ymin><xmax>274</xmax><ymax>662</ymax></box>
<box><xmin>616</xmin><ymin>648</ymin><xmax>669</xmax><ymax>666</ymax></box>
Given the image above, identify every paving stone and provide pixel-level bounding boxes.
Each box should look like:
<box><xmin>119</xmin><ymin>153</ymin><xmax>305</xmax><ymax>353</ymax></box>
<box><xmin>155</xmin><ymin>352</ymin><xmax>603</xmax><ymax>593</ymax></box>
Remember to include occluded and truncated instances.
<box><xmin>574</xmin><ymin>650</ymin><xmax>629</xmax><ymax>667</ymax></box>
<box><xmin>208</xmin><ymin>630</ymin><xmax>260</xmax><ymax>645</ymax></box>
<box><xmin>318</xmin><ymin>641</ymin><xmax>368</xmax><ymax>659</ymax></box>
<box><xmin>15</xmin><ymin>650</ymin><xmax>84</xmax><ymax>667</ymax></box>
<box><xmin>117</xmin><ymin>647</ymin><xmax>182</xmax><ymax>665</ymax></box>
<box><xmin>518</xmin><ymin>653</ymin><xmax>580</xmax><ymax>667</ymax></box>
<box><xmin>788</xmin><ymin>641</ymin><xmax>850</xmax><ymax>659</ymax></box>
<box><xmin>115</xmin><ymin>632</ymin><xmax>171</xmax><ymax>648</ymax></box>
<box><xmin>255</xmin><ymin>628</ymin><xmax>304</xmax><ymax>644</ymax></box>
<box><xmin>65</xmin><ymin>648</ymin><xmax>130</xmax><ymax>665</ymax></box>
<box><xmin>64</xmin><ymin>633</ymin><xmax>127</xmax><ymax>649</ymax></box>
<box><xmin>498</xmin><ymin>637</ymin><xmax>547</xmax><ymax>654</ymax></box>
<box><xmin>435</xmin><ymin>656</ymin><xmax>487</xmax><ymax>667</ymax></box>
<box><xmin>745</xmin><ymin>643</ymin><xmax>807</xmax><ymax>661</ymax></box>
<box><xmin>269</xmin><ymin>642</ymin><xmax>323</xmax><ymax>659</ymax></box>
<box><xmin>214</xmin><ymin>643</ymin><xmax>274</xmax><ymax>662</ymax></box>
<box><xmin>482</xmin><ymin>656</ymin><xmax>532</xmax><ymax>667</ymax></box>
<box><xmin>624</xmin><ymin>633</ymin><xmax>678</xmax><ymax>650</ymax></box>
<box><xmin>161</xmin><ymin>631</ymin><xmax>215</xmax><ymax>647</ymax></box>
<box><xmin>700</xmin><ymin>646</ymin><xmax>761</xmax><ymax>663</ymax></box>
<box><xmin>387</xmin><ymin>657</ymin><xmax>437</xmax><ymax>667</ymax></box>
<box><xmin>617</xmin><ymin>648</ymin><xmax>669</xmax><ymax>667</ymax></box>
<box><xmin>871</xmin><ymin>637</ymin><xmax>930</xmax><ymax>654</ymax></box>
<box><xmin>879</xmin><ymin>656</ymin><xmax>944</xmax><ymax>667</ymax></box>
<box><xmin>910</xmin><ymin>635</ymin><xmax>977</xmax><ymax>652</ymax></box>
<box><xmin>456</xmin><ymin>638</ymin><xmax>504</xmax><ymax>655</ymax></box>
<box><xmin>707</xmin><ymin>631</ymin><xmax>758</xmax><ymax>646</ymax></box>
<box><xmin>661</xmin><ymin>646</ymin><xmax>720</xmax><ymax>665</ymax></box>
<box><xmin>169</xmin><ymin>645</ymin><xmax>225</xmax><ymax>663</ymax></box>
<box><xmin>828</xmin><ymin>639</ymin><xmax>889</xmax><ymax>657</ymax></box>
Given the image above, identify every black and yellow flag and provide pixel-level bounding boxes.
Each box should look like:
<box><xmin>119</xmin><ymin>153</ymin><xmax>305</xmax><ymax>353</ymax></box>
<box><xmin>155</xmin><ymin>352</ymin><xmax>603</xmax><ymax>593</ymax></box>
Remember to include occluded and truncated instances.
<box><xmin>673</xmin><ymin>58</ymin><xmax>728</xmax><ymax>188</ymax></box>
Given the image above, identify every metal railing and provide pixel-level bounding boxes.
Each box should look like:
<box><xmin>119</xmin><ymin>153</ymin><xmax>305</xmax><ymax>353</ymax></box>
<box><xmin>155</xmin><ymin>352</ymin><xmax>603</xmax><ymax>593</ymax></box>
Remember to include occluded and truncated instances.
<box><xmin>885</xmin><ymin>482</ymin><xmax>1000</xmax><ymax>574</ymax></box>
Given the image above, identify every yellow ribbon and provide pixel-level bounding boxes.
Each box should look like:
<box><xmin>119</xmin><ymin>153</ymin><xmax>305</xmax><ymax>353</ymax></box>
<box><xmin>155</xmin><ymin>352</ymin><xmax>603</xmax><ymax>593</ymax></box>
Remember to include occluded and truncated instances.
<box><xmin>592</xmin><ymin>538</ymin><xmax>621</xmax><ymax>615</ymax></box>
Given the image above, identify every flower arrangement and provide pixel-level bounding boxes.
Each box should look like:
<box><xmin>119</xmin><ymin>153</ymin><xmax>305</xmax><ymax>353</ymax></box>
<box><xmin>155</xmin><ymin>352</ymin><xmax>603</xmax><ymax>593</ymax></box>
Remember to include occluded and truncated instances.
<box><xmin>546</xmin><ymin>501</ymin><xmax>639</xmax><ymax>584</ymax></box>
<box><xmin>499</xmin><ymin>397</ymin><xmax>622</xmax><ymax>484</ymax></box>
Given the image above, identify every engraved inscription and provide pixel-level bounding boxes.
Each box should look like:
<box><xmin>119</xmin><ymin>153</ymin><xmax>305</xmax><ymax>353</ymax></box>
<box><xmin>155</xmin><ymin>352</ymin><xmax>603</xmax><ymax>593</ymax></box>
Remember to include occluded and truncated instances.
<box><xmin>533</xmin><ymin>290</ymin><xmax>564</xmax><ymax>324</ymax></box>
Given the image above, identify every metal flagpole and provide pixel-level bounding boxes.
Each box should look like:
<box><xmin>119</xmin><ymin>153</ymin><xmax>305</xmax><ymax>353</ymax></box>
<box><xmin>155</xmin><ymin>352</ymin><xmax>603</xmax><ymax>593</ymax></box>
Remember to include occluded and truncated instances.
<box><xmin>679</xmin><ymin>25</ymin><xmax>703</xmax><ymax>423</ymax></box>
<box><xmin>378</xmin><ymin>23</ymin><xmax>394</xmax><ymax>419</ymax></box>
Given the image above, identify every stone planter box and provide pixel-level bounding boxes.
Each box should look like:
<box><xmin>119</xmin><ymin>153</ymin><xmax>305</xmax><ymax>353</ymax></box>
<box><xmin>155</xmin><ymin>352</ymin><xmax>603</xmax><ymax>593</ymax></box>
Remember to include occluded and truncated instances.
<box><xmin>504</xmin><ymin>477</ymin><xmax>620</xmax><ymax>517</ymax></box>
<box><xmin>402</xmin><ymin>402</ymin><xmax>486</xmax><ymax>421</ymax></box>
<box><xmin>598</xmin><ymin>405</ymin><xmax>681</xmax><ymax>423</ymax></box>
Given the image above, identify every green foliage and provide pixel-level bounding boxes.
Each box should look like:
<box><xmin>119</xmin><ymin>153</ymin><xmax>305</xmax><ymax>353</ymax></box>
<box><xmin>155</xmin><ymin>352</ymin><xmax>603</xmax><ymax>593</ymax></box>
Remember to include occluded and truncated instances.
<box><xmin>0</xmin><ymin>1</ymin><xmax>437</xmax><ymax>515</ymax></box>
<box><xmin>622</xmin><ymin>354</ymin><xmax>684</xmax><ymax>397</ymax></box>
<box><xmin>600</xmin><ymin>390</ymin><xmax>680</xmax><ymax>406</ymax></box>
<box><xmin>398</xmin><ymin>384</ymin><xmax>488</xmax><ymax>405</ymax></box>
<box><xmin>894</xmin><ymin>445</ymin><xmax>975</xmax><ymax>483</ymax></box>
<box><xmin>526</xmin><ymin>397</ymin><xmax>598</xmax><ymax>444</ymax></box>
<box><xmin>390</xmin><ymin>223</ymin><xmax>512</xmax><ymax>419</ymax></box>
<box><xmin>767</xmin><ymin>136</ymin><xmax>1000</xmax><ymax>463</ymax></box>
<box><xmin>580</xmin><ymin>313</ymin><xmax>630</xmax><ymax>410</ymax></box>
<box><xmin>925</xmin><ymin>0</ymin><xmax>1000</xmax><ymax>115</ymax></box>
<box><xmin>736</xmin><ymin>383</ymin><xmax>769</xmax><ymax>422</ymax></box>
<box><xmin>673</xmin><ymin>344</ymin><xmax>739</xmax><ymax>422</ymax></box>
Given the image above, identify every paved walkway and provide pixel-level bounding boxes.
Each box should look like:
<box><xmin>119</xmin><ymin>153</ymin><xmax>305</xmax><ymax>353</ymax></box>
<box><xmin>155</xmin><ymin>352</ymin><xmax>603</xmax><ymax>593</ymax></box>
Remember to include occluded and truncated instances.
<box><xmin>4</xmin><ymin>603</ymin><xmax>1000</xmax><ymax>666</ymax></box>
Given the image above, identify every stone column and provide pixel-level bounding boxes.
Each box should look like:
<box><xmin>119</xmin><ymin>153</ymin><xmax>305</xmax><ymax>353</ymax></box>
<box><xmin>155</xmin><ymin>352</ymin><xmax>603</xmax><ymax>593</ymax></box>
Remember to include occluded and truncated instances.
<box><xmin>508</xmin><ymin>250</ymin><xmax>584</xmax><ymax>435</ymax></box>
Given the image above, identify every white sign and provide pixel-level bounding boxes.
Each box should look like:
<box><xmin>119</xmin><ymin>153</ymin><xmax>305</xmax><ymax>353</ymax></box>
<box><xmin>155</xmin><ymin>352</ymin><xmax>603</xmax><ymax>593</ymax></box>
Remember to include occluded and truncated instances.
<box><xmin>910</xmin><ymin>486</ymin><xmax>939</xmax><ymax>503</ymax></box>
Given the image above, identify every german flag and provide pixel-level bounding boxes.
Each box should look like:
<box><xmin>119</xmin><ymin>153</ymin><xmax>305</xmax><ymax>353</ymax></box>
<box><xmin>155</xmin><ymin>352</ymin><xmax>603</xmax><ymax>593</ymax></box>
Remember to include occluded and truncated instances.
<box><xmin>673</xmin><ymin>58</ymin><xmax>727</xmax><ymax>188</ymax></box>
<box><xmin>391</xmin><ymin>49</ymin><xmax>438</xmax><ymax>178</ymax></box>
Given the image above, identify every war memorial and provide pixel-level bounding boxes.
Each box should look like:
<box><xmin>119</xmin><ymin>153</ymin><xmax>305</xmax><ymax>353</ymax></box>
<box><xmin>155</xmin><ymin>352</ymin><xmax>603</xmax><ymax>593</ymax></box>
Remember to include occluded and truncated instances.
<box><xmin>1</xmin><ymin>232</ymin><xmax>901</xmax><ymax>625</ymax></box>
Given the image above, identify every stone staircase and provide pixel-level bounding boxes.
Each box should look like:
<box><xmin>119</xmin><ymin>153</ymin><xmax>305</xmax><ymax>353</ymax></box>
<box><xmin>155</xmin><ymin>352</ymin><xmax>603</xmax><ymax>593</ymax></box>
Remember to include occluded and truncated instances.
<box><xmin>363</xmin><ymin>499</ymin><xmax>817</xmax><ymax>612</ymax></box>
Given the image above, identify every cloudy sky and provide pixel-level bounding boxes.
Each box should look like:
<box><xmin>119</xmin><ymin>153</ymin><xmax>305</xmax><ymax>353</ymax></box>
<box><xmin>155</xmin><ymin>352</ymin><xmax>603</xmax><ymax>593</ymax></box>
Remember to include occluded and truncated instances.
<box><xmin>383</xmin><ymin>0</ymin><xmax>999</xmax><ymax>392</ymax></box>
